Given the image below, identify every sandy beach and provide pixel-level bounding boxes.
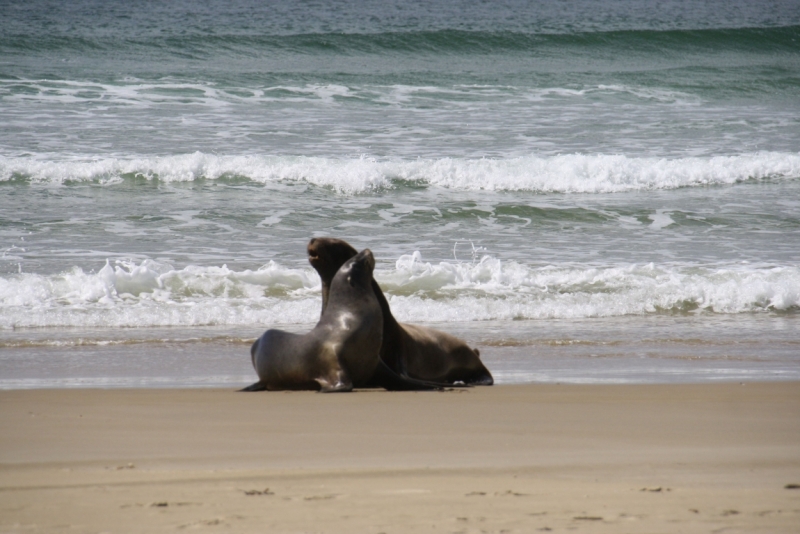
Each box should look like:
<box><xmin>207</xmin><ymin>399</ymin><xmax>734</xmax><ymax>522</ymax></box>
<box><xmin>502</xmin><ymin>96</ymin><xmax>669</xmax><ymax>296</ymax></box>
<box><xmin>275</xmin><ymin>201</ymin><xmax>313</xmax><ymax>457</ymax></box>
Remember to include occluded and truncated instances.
<box><xmin>1</xmin><ymin>382</ymin><xmax>799</xmax><ymax>533</ymax></box>
<box><xmin>4</xmin><ymin>2</ymin><xmax>800</xmax><ymax>533</ymax></box>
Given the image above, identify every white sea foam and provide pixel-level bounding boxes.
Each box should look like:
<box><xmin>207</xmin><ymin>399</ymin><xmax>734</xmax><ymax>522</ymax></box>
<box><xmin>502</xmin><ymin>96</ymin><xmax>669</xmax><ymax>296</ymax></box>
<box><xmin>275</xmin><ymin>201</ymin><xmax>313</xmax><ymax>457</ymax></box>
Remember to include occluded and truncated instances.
<box><xmin>1</xmin><ymin>79</ymin><xmax>699</xmax><ymax>108</ymax></box>
<box><xmin>1</xmin><ymin>256</ymin><xmax>797</xmax><ymax>330</ymax></box>
<box><xmin>2</xmin><ymin>152</ymin><xmax>799</xmax><ymax>194</ymax></box>
<box><xmin>0</xmin><ymin>260</ymin><xmax>322</xmax><ymax>329</ymax></box>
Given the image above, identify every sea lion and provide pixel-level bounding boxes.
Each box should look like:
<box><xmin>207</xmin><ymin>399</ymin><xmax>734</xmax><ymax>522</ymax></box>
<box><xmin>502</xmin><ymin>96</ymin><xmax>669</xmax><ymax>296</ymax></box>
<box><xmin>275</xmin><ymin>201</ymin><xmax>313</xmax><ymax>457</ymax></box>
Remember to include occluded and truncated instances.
<box><xmin>243</xmin><ymin>249</ymin><xmax>383</xmax><ymax>392</ymax></box>
<box><xmin>307</xmin><ymin>237</ymin><xmax>494</xmax><ymax>386</ymax></box>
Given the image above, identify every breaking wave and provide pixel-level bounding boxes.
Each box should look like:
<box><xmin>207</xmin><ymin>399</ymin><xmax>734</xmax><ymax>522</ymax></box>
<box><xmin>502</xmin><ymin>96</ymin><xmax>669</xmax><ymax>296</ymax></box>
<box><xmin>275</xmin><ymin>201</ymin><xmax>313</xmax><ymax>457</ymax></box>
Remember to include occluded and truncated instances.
<box><xmin>2</xmin><ymin>255</ymin><xmax>798</xmax><ymax>330</ymax></box>
<box><xmin>2</xmin><ymin>152</ymin><xmax>799</xmax><ymax>194</ymax></box>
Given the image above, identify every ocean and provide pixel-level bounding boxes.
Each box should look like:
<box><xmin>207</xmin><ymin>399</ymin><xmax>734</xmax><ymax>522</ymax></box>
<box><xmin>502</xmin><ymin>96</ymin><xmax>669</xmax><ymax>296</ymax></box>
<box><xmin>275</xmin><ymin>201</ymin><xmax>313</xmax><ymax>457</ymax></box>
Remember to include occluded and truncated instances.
<box><xmin>2</xmin><ymin>0</ymin><xmax>799</xmax><ymax>388</ymax></box>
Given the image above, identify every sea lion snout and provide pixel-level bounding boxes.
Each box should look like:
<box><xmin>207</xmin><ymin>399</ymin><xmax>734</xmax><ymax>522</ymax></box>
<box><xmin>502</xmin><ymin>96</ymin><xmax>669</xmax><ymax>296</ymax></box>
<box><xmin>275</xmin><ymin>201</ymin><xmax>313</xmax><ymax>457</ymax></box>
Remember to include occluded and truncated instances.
<box><xmin>307</xmin><ymin>238</ymin><xmax>321</xmax><ymax>263</ymax></box>
<box><xmin>308</xmin><ymin>237</ymin><xmax>359</xmax><ymax>276</ymax></box>
<box><xmin>355</xmin><ymin>248</ymin><xmax>375</xmax><ymax>272</ymax></box>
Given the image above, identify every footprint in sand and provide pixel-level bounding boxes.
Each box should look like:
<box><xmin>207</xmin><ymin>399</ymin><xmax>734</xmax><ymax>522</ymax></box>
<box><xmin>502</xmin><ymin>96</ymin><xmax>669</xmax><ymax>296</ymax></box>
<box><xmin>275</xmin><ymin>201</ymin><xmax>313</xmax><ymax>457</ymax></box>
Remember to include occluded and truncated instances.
<box><xmin>243</xmin><ymin>488</ymin><xmax>274</xmax><ymax>496</ymax></box>
<box><xmin>303</xmin><ymin>494</ymin><xmax>338</xmax><ymax>501</ymax></box>
<box><xmin>177</xmin><ymin>518</ymin><xmax>227</xmax><ymax>529</ymax></box>
<box><xmin>495</xmin><ymin>490</ymin><xmax>527</xmax><ymax>497</ymax></box>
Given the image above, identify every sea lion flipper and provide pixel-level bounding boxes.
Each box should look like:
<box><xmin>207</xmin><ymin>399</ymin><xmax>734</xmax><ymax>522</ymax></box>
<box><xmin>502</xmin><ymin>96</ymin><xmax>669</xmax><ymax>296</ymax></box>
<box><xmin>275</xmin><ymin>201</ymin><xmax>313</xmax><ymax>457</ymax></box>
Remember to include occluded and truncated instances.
<box><xmin>315</xmin><ymin>367</ymin><xmax>353</xmax><ymax>393</ymax></box>
<box><xmin>313</xmin><ymin>335</ymin><xmax>356</xmax><ymax>393</ymax></box>
<box><xmin>368</xmin><ymin>360</ymin><xmax>448</xmax><ymax>391</ymax></box>
<box><xmin>466</xmin><ymin>372</ymin><xmax>493</xmax><ymax>386</ymax></box>
<box><xmin>239</xmin><ymin>381</ymin><xmax>268</xmax><ymax>392</ymax></box>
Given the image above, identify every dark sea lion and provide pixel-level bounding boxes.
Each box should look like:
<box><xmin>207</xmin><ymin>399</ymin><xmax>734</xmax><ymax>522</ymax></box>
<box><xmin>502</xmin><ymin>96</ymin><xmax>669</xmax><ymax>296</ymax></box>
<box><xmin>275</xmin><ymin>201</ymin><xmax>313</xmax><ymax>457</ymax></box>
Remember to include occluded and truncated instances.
<box><xmin>307</xmin><ymin>237</ymin><xmax>493</xmax><ymax>386</ymax></box>
<box><xmin>243</xmin><ymin>249</ymin><xmax>383</xmax><ymax>392</ymax></box>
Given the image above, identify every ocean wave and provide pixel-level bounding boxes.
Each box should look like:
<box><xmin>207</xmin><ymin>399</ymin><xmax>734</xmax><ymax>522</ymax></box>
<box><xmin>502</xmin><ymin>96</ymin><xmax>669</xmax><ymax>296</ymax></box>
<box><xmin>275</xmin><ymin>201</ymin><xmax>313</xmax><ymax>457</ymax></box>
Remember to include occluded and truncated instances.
<box><xmin>0</xmin><ymin>79</ymin><xmax>702</xmax><ymax>108</ymax></box>
<box><xmin>1</xmin><ymin>257</ymin><xmax>797</xmax><ymax>329</ymax></box>
<box><xmin>2</xmin><ymin>152</ymin><xmax>799</xmax><ymax>194</ymax></box>
<box><xmin>3</xmin><ymin>26</ymin><xmax>798</xmax><ymax>57</ymax></box>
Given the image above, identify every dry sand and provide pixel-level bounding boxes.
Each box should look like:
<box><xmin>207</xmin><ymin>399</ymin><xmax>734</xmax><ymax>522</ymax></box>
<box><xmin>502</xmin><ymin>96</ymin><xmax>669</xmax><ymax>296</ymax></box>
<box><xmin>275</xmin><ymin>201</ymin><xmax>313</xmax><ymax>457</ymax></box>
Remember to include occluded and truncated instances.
<box><xmin>1</xmin><ymin>383</ymin><xmax>799</xmax><ymax>533</ymax></box>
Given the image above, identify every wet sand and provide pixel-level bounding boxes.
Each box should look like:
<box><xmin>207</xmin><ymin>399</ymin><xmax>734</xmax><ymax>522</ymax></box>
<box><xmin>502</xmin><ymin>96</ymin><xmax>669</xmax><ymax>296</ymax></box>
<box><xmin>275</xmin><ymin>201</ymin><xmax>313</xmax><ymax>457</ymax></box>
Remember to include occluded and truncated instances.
<box><xmin>1</xmin><ymin>383</ymin><xmax>799</xmax><ymax>533</ymax></box>
<box><xmin>6</xmin><ymin>316</ymin><xmax>800</xmax><ymax>391</ymax></box>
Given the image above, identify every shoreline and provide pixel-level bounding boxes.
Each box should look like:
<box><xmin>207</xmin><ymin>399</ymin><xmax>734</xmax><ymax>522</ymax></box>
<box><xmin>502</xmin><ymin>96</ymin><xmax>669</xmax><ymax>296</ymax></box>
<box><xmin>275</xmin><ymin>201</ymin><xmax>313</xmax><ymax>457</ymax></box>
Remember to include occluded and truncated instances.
<box><xmin>3</xmin><ymin>315</ymin><xmax>800</xmax><ymax>389</ymax></box>
<box><xmin>2</xmin><ymin>382</ymin><xmax>799</xmax><ymax>532</ymax></box>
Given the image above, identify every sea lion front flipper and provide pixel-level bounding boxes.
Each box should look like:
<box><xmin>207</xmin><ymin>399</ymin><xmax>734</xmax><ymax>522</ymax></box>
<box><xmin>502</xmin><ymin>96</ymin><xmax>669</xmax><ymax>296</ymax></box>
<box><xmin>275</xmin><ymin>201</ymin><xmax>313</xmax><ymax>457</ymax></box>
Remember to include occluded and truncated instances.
<box><xmin>315</xmin><ymin>367</ymin><xmax>353</xmax><ymax>393</ymax></box>
<box><xmin>239</xmin><ymin>381</ymin><xmax>268</xmax><ymax>392</ymax></box>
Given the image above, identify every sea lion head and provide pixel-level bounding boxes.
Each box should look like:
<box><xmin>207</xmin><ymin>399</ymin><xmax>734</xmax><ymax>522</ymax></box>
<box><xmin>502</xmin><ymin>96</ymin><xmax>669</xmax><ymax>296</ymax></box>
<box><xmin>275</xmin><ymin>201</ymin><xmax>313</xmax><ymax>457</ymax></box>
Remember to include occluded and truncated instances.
<box><xmin>336</xmin><ymin>248</ymin><xmax>375</xmax><ymax>289</ymax></box>
<box><xmin>307</xmin><ymin>237</ymin><xmax>358</xmax><ymax>282</ymax></box>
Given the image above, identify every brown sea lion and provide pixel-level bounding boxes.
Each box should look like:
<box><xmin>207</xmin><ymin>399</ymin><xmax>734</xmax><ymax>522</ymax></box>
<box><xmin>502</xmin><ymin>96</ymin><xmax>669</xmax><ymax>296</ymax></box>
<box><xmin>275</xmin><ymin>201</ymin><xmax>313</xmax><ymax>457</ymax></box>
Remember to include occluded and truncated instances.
<box><xmin>307</xmin><ymin>237</ymin><xmax>493</xmax><ymax>386</ymax></box>
<box><xmin>242</xmin><ymin>249</ymin><xmax>383</xmax><ymax>392</ymax></box>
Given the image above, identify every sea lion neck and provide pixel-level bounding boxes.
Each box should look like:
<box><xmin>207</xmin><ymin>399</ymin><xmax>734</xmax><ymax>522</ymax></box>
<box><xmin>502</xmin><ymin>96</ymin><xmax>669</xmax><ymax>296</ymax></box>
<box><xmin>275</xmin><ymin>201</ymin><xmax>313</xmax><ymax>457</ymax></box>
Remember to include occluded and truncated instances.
<box><xmin>307</xmin><ymin>237</ymin><xmax>359</xmax><ymax>316</ymax></box>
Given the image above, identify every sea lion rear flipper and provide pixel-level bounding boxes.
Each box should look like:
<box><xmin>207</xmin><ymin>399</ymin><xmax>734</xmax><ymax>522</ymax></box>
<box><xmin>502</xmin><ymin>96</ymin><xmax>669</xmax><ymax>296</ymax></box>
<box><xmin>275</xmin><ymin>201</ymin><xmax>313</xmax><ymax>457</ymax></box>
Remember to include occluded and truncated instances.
<box><xmin>370</xmin><ymin>360</ymin><xmax>464</xmax><ymax>391</ymax></box>
<box><xmin>239</xmin><ymin>381</ymin><xmax>268</xmax><ymax>392</ymax></box>
<box><xmin>467</xmin><ymin>372</ymin><xmax>494</xmax><ymax>386</ymax></box>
